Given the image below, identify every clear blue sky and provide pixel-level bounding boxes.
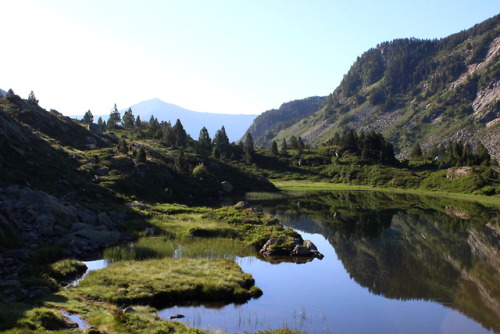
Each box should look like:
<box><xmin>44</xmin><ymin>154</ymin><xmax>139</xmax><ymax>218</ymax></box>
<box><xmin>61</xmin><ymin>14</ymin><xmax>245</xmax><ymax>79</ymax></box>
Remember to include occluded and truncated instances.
<box><xmin>1</xmin><ymin>0</ymin><xmax>499</xmax><ymax>116</ymax></box>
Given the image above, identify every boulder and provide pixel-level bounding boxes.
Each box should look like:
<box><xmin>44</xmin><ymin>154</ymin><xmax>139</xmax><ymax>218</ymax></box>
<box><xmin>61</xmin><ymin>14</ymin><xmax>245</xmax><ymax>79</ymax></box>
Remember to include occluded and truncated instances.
<box><xmin>221</xmin><ymin>181</ymin><xmax>233</xmax><ymax>193</ymax></box>
<box><xmin>94</xmin><ymin>167</ymin><xmax>109</xmax><ymax>176</ymax></box>
<box><xmin>234</xmin><ymin>201</ymin><xmax>250</xmax><ymax>209</ymax></box>
<box><xmin>97</xmin><ymin>212</ymin><xmax>114</xmax><ymax>229</ymax></box>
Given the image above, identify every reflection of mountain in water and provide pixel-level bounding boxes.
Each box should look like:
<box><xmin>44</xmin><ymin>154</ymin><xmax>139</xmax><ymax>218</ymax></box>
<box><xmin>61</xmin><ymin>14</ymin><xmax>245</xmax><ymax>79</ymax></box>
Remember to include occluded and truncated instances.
<box><xmin>252</xmin><ymin>191</ymin><xmax>500</xmax><ymax>333</ymax></box>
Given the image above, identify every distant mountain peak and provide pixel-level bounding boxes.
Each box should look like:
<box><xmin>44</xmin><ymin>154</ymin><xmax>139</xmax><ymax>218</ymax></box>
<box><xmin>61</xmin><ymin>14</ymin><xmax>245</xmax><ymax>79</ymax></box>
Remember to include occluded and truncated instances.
<box><xmin>124</xmin><ymin>98</ymin><xmax>256</xmax><ymax>142</ymax></box>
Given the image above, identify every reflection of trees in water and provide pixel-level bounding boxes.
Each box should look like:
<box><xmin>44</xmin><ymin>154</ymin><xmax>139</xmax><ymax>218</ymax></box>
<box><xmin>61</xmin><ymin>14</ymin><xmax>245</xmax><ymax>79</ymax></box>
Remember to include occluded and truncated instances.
<box><xmin>251</xmin><ymin>191</ymin><xmax>500</xmax><ymax>333</ymax></box>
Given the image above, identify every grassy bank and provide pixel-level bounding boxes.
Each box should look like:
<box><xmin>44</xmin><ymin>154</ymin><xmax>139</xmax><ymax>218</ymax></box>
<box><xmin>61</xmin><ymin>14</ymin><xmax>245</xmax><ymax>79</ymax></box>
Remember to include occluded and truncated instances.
<box><xmin>75</xmin><ymin>258</ymin><xmax>261</xmax><ymax>307</ymax></box>
<box><xmin>272</xmin><ymin>180</ymin><xmax>500</xmax><ymax>208</ymax></box>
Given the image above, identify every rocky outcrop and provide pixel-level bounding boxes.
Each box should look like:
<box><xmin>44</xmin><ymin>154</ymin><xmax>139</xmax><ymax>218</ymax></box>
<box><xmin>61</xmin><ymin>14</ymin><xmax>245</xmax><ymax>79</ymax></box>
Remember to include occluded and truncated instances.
<box><xmin>260</xmin><ymin>237</ymin><xmax>324</xmax><ymax>259</ymax></box>
<box><xmin>447</xmin><ymin>167</ymin><xmax>473</xmax><ymax>179</ymax></box>
<box><xmin>0</xmin><ymin>186</ymin><xmax>123</xmax><ymax>301</ymax></box>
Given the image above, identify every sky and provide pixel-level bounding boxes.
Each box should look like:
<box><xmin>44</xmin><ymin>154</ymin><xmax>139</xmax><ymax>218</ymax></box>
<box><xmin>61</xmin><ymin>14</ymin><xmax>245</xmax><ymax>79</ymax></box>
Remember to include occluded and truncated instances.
<box><xmin>1</xmin><ymin>1</ymin><xmax>499</xmax><ymax>116</ymax></box>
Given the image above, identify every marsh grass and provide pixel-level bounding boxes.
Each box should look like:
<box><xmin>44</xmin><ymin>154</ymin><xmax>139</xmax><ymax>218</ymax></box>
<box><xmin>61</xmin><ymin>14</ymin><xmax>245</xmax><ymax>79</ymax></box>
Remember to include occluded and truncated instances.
<box><xmin>74</xmin><ymin>258</ymin><xmax>261</xmax><ymax>307</ymax></box>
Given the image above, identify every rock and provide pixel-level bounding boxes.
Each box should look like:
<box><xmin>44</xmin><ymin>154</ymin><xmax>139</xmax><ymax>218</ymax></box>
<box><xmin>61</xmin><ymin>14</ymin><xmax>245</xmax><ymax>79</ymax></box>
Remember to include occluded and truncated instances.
<box><xmin>126</xmin><ymin>202</ymin><xmax>150</xmax><ymax>210</ymax></box>
<box><xmin>447</xmin><ymin>166</ymin><xmax>473</xmax><ymax>179</ymax></box>
<box><xmin>169</xmin><ymin>314</ymin><xmax>185</xmax><ymax>319</ymax></box>
<box><xmin>221</xmin><ymin>181</ymin><xmax>233</xmax><ymax>194</ymax></box>
<box><xmin>71</xmin><ymin>223</ymin><xmax>94</xmax><ymax>232</ymax></box>
<box><xmin>234</xmin><ymin>201</ymin><xmax>250</xmax><ymax>209</ymax></box>
<box><xmin>123</xmin><ymin>306</ymin><xmax>136</xmax><ymax>313</ymax></box>
<box><xmin>97</xmin><ymin>212</ymin><xmax>114</xmax><ymax>229</ymax></box>
<box><xmin>259</xmin><ymin>238</ymin><xmax>279</xmax><ymax>255</ymax></box>
<box><xmin>77</xmin><ymin>210</ymin><xmax>97</xmax><ymax>226</ymax></box>
<box><xmin>304</xmin><ymin>240</ymin><xmax>318</xmax><ymax>252</ymax></box>
<box><xmin>35</xmin><ymin>214</ymin><xmax>56</xmax><ymax>236</ymax></box>
<box><xmin>291</xmin><ymin>245</ymin><xmax>311</xmax><ymax>256</ymax></box>
<box><xmin>94</xmin><ymin>167</ymin><xmax>109</xmax><ymax>176</ymax></box>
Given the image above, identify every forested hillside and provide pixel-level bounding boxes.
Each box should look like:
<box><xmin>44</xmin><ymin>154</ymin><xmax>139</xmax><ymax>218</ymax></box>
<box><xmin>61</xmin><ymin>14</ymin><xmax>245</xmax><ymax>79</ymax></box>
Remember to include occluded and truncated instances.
<box><xmin>249</xmin><ymin>14</ymin><xmax>499</xmax><ymax>160</ymax></box>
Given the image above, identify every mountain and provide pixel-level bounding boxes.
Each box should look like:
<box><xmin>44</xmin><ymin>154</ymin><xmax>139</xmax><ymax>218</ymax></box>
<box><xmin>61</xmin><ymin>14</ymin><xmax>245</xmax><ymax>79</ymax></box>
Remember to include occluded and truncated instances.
<box><xmin>123</xmin><ymin>98</ymin><xmax>257</xmax><ymax>142</ymax></box>
<box><xmin>247</xmin><ymin>14</ymin><xmax>500</xmax><ymax>160</ymax></box>
<box><xmin>0</xmin><ymin>89</ymin><xmax>6</xmax><ymax>97</ymax></box>
<box><xmin>241</xmin><ymin>96</ymin><xmax>326</xmax><ymax>147</ymax></box>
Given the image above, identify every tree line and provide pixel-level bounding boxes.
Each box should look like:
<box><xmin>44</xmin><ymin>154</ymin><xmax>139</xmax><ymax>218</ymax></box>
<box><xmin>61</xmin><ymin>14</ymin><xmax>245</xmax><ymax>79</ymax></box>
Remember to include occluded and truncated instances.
<box><xmin>82</xmin><ymin>104</ymin><xmax>257</xmax><ymax>164</ymax></box>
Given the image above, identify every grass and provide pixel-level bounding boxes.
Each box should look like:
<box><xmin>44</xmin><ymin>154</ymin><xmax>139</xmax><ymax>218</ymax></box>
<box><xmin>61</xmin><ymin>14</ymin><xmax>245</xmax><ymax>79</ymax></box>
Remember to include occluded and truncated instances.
<box><xmin>73</xmin><ymin>258</ymin><xmax>261</xmax><ymax>307</ymax></box>
<box><xmin>272</xmin><ymin>180</ymin><xmax>500</xmax><ymax>208</ymax></box>
<box><xmin>103</xmin><ymin>236</ymin><xmax>256</xmax><ymax>261</ymax></box>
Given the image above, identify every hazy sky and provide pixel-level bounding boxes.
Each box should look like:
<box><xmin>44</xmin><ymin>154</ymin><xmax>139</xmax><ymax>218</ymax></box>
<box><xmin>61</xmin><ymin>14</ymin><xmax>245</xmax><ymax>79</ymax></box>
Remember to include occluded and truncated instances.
<box><xmin>1</xmin><ymin>1</ymin><xmax>499</xmax><ymax>116</ymax></box>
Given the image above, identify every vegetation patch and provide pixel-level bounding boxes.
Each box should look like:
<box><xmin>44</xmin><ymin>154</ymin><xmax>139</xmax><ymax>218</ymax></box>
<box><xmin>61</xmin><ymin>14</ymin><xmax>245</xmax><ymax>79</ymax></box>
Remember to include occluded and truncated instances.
<box><xmin>74</xmin><ymin>258</ymin><xmax>261</xmax><ymax>307</ymax></box>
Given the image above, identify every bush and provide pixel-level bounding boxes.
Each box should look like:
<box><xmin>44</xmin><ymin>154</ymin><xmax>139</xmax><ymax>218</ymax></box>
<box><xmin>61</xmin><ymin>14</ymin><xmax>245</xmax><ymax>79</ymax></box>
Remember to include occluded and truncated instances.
<box><xmin>192</xmin><ymin>163</ymin><xmax>209</xmax><ymax>180</ymax></box>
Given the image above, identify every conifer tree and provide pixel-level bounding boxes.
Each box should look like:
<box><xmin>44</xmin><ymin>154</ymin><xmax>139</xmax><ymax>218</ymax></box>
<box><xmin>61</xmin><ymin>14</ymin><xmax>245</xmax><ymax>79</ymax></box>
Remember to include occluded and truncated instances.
<box><xmin>135</xmin><ymin>115</ymin><xmax>142</xmax><ymax>130</ymax></box>
<box><xmin>83</xmin><ymin>110</ymin><xmax>94</xmax><ymax>125</ymax></box>
<box><xmin>271</xmin><ymin>141</ymin><xmax>279</xmax><ymax>157</ymax></box>
<box><xmin>289</xmin><ymin>136</ymin><xmax>299</xmax><ymax>150</ymax></box>
<box><xmin>108</xmin><ymin>104</ymin><xmax>121</xmax><ymax>129</ymax></box>
<box><xmin>148</xmin><ymin>116</ymin><xmax>161</xmax><ymax>138</ymax></box>
<box><xmin>197</xmin><ymin>127</ymin><xmax>212</xmax><ymax>157</ymax></box>
<box><xmin>281</xmin><ymin>138</ymin><xmax>288</xmax><ymax>155</ymax></box>
<box><xmin>409</xmin><ymin>143</ymin><xmax>423</xmax><ymax>159</ymax></box>
<box><xmin>122</xmin><ymin>108</ymin><xmax>135</xmax><ymax>129</ymax></box>
<box><xmin>172</xmin><ymin>119</ymin><xmax>188</xmax><ymax>147</ymax></box>
<box><xmin>97</xmin><ymin>117</ymin><xmax>105</xmax><ymax>131</ymax></box>
<box><xmin>475</xmin><ymin>142</ymin><xmax>491</xmax><ymax>166</ymax></box>
<box><xmin>213</xmin><ymin>126</ymin><xmax>230</xmax><ymax>158</ymax></box>
<box><xmin>28</xmin><ymin>91</ymin><xmax>39</xmax><ymax>105</ymax></box>
<box><xmin>244</xmin><ymin>132</ymin><xmax>255</xmax><ymax>164</ymax></box>
<box><xmin>297</xmin><ymin>137</ymin><xmax>305</xmax><ymax>153</ymax></box>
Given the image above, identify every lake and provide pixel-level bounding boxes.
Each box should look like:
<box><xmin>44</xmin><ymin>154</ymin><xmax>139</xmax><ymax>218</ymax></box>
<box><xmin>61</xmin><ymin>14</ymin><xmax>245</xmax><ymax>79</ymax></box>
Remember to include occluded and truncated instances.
<box><xmin>157</xmin><ymin>191</ymin><xmax>499</xmax><ymax>334</ymax></box>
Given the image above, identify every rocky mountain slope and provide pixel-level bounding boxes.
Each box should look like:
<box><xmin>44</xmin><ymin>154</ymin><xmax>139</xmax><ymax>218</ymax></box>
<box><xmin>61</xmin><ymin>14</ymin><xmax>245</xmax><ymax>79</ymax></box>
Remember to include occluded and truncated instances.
<box><xmin>241</xmin><ymin>96</ymin><xmax>326</xmax><ymax>147</ymax></box>
<box><xmin>247</xmin><ymin>14</ymin><xmax>499</xmax><ymax>160</ymax></box>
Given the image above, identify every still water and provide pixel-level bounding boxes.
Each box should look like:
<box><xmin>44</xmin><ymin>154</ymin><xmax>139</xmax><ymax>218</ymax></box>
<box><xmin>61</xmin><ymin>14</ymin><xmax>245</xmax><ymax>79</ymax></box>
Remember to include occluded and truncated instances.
<box><xmin>158</xmin><ymin>191</ymin><xmax>499</xmax><ymax>334</ymax></box>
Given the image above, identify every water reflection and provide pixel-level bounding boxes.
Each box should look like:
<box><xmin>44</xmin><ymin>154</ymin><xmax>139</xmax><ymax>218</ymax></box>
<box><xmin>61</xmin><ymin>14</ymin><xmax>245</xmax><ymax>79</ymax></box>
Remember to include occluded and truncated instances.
<box><xmin>99</xmin><ymin>190</ymin><xmax>499</xmax><ymax>333</ymax></box>
<box><xmin>250</xmin><ymin>191</ymin><xmax>500</xmax><ymax>333</ymax></box>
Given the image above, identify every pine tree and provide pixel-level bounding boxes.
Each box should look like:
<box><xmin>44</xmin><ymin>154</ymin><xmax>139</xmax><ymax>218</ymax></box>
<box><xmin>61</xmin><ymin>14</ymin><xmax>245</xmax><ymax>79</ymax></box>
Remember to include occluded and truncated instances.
<box><xmin>281</xmin><ymin>139</ymin><xmax>288</xmax><ymax>155</ymax></box>
<box><xmin>122</xmin><ymin>108</ymin><xmax>135</xmax><ymax>129</ymax></box>
<box><xmin>475</xmin><ymin>142</ymin><xmax>491</xmax><ymax>166</ymax></box>
<box><xmin>135</xmin><ymin>115</ymin><xmax>142</xmax><ymax>131</ymax></box>
<box><xmin>297</xmin><ymin>137</ymin><xmax>305</xmax><ymax>153</ymax></box>
<box><xmin>82</xmin><ymin>110</ymin><xmax>94</xmax><ymax>125</ymax></box>
<box><xmin>271</xmin><ymin>141</ymin><xmax>279</xmax><ymax>157</ymax></box>
<box><xmin>108</xmin><ymin>104</ymin><xmax>121</xmax><ymax>129</ymax></box>
<box><xmin>172</xmin><ymin>119</ymin><xmax>188</xmax><ymax>147</ymax></box>
<box><xmin>244</xmin><ymin>132</ymin><xmax>255</xmax><ymax>164</ymax></box>
<box><xmin>213</xmin><ymin>126</ymin><xmax>230</xmax><ymax>158</ymax></box>
<box><xmin>289</xmin><ymin>136</ymin><xmax>299</xmax><ymax>150</ymax></box>
<box><xmin>409</xmin><ymin>143</ymin><xmax>423</xmax><ymax>159</ymax></box>
<box><xmin>148</xmin><ymin>116</ymin><xmax>160</xmax><ymax>138</ymax></box>
<box><xmin>28</xmin><ymin>91</ymin><xmax>39</xmax><ymax>105</ymax></box>
<box><xmin>197</xmin><ymin>127</ymin><xmax>212</xmax><ymax>157</ymax></box>
<box><xmin>97</xmin><ymin>117</ymin><xmax>105</xmax><ymax>131</ymax></box>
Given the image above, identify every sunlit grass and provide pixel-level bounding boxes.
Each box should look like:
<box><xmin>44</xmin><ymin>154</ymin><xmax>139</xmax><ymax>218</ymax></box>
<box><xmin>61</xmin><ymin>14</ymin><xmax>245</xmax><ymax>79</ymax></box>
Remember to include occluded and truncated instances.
<box><xmin>73</xmin><ymin>258</ymin><xmax>261</xmax><ymax>307</ymax></box>
<box><xmin>273</xmin><ymin>180</ymin><xmax>500</xmax><ymax>207</ymax></box>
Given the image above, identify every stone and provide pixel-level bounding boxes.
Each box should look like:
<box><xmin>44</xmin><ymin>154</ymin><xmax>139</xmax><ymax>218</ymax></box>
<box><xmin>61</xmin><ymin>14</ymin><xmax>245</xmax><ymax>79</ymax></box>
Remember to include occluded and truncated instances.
<box><xmin>97</xmin><ymin>212</ymin><xmax>114</xmax><ymax>229</ymax></box>
<box><xmin>94</xmin><ymin>167</ymin><xmax>109</xmax><ymax>176</ymax></box>
<box><xmin>221</xmin><ymin>181</ymin><xmax>233</xmax><ymax>193</ymax></box>
<box><xmin>291</xmin><ymin>245</ymin><xmax>311</xmax><ymax>256</ymax></box>
<box><xmin>259</xmin><ymin>238</ymin><xmax>279</xmax><ymax>254</ymax></box>
<box><xmin>303</xmin><ymin>240</ymin><xmax>318</xmax><ymax>252</ymax></box>
<box><xmin>234</xmin><ymin>201</ymin><xmax>250</xmax><ymax>209</ymax></box>
<box><xmin>169</xmin><ymin>314</ymin><xmax>185</xmax><ymax>319</ymax></box>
